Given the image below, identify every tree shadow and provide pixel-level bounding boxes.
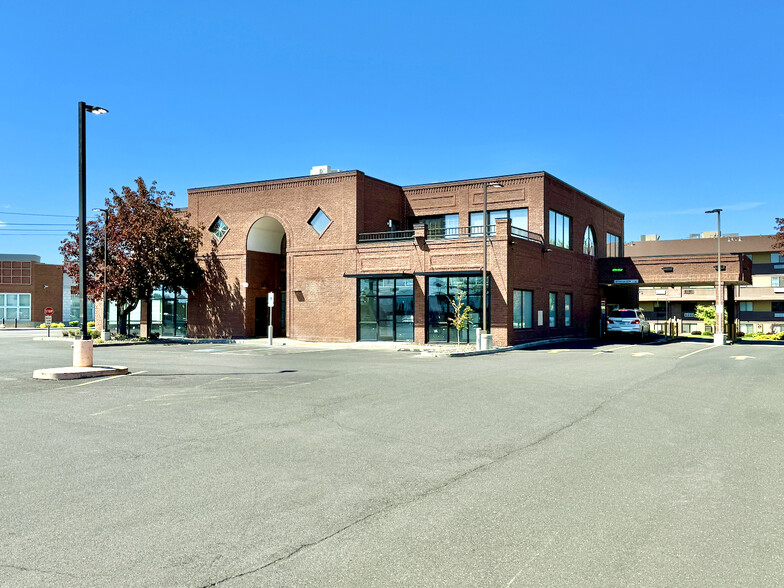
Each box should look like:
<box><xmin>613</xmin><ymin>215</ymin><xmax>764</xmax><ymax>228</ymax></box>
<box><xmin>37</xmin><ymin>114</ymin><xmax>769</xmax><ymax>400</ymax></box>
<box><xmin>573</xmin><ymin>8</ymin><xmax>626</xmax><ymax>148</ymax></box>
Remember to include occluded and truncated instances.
<box><xmin>189</xmin><ymin>244</ymin><xmax>246</xmax><ymax>338</ymax></box>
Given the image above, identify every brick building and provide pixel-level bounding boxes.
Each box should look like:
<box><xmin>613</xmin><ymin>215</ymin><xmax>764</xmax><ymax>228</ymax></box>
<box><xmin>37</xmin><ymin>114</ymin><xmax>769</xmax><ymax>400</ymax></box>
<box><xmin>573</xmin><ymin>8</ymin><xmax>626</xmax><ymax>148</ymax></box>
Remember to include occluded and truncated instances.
<box><xmin>0</xmin><ymin>254</ymin><xmax>63</xmax><ymax>327</ymax></box>
<box><xmin>187</xmin><ymin>169</ymin><xmax>624</xmax><ymax>345</ymax></box>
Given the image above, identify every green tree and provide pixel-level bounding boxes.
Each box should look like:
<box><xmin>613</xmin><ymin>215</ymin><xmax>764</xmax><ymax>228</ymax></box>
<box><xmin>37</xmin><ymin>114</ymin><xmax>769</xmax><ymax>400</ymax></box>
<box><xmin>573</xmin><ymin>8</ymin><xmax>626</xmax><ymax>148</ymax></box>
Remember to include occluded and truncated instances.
<box><xmin>60</xmin><ymin>178</ymin><xmax>204</xmax><ymax>334</ymax></box>
<box><xmin>448</xmin><ymin>290</ymin><xmax>473</xmax><ymax>346</ymax></box>
<box><xmin>695</xmin><ymin>304</ymin><xmax>727</xmax><ymax>328</ymax></box>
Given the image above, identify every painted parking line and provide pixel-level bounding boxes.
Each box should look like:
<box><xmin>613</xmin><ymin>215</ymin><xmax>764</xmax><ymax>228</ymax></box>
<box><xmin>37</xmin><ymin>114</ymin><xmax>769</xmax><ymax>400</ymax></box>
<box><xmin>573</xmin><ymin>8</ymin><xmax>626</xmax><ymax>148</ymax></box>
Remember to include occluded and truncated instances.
<box><xmin>592</xmin><ymin>344</ymin><xmax>637</xmax><ymax>355</ymax></box>
<box><xmin>678</xmin><ymin>346</ymin><xmax>718</xmax><ymax>359</ymax></box>
<box><xmin>54</xmin><ymin>371</ymin><xmax>149</xmax><ymax>391</ymax></box>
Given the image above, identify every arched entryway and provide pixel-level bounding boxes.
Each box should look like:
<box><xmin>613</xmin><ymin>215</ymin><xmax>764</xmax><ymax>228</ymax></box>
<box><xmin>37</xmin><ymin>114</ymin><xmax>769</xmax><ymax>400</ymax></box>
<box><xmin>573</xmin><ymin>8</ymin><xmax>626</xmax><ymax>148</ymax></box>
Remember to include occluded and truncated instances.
<box><xmin>247</xmin><ymin>217</ymin><xmax>287</xmax><ymax>337</ymax></box>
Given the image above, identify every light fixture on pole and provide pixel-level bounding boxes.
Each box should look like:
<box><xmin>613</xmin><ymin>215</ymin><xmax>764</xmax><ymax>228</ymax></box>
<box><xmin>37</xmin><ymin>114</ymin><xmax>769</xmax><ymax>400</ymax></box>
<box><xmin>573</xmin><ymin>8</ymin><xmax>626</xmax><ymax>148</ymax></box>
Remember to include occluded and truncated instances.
<box><xmin>481</xmin><ymin>181</ymin><xmax>504</xmax><ymax>350</ymax></box>
<box><xmin>76</xmin><ymin>102</ymin><xmax>108</xmax><ymax>367</ymax></box>
<box><xmin>93</xmin><ymin>207</ymin><xmax>111</xmax><ymax>341</ymax></box>
<box><xmin>705</xmin><ymin>208</ymin><xmax>725</xmax><ymax>345</ymax></box>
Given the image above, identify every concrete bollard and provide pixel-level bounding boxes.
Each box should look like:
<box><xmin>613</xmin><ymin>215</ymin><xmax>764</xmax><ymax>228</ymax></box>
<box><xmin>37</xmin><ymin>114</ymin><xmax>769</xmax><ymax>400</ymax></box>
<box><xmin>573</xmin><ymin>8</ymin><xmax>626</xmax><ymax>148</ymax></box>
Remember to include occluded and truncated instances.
<box><xmin>73</xmin><ymin>339</ymin><xmax>94</xmax><ymax>367</ymax></box>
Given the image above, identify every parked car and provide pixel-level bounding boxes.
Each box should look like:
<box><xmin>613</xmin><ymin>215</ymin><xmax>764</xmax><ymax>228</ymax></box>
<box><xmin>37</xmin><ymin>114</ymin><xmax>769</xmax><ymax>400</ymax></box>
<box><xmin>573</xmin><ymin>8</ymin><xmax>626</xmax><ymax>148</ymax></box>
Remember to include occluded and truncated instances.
<box><xmin>606</xmin><ymin>308</ymin><xmax>651</xmax><ymax>338</ymax></box>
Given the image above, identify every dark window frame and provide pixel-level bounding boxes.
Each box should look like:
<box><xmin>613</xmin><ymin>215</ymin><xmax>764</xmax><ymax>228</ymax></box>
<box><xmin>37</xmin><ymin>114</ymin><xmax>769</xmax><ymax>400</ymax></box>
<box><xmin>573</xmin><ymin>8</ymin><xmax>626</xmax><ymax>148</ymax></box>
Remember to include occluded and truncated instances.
<box><xmin>548</xmin><ymin>210</ymin><xmax>572</xmax><ymax>249</ymax></box>
<box><xmin>513</xmin><ymin>289</ymin><xmax>534</xmax><ymax>329</ymax></box>
<box><xmin>606</xmin><ymin>233</ymin><xmax>622</xmax><ymax>257</ymax></box>
<box><xmin>425</xmin><ymin>275</ymin><xmax>488</xmax><ymax>343</ymax></box>
<box><xmin>357</xmin><ymin>277</ymin><xmax>414</xmax><ymax>342</ymax></box>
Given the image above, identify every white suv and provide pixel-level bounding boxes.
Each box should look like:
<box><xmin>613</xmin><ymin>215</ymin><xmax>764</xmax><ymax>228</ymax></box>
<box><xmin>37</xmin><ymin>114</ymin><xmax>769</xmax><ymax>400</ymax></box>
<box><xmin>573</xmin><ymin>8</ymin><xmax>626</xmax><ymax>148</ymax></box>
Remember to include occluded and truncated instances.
<box><xmin>606</xmin><ymin>308</ymin><xmax>651</xmax><ymax>338</ymax></box>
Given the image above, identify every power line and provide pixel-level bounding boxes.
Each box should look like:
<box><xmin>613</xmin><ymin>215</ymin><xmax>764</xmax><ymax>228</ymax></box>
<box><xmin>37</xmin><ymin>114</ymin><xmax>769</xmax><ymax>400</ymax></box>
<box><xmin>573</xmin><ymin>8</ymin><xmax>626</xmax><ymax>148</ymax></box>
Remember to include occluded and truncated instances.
<box><xmin>0</xmin><ymin>228</ymin><xmax>69</xmax><ymax>232</ymax></box>
<box><xmin>0</xmin><ymin>222</ymin><xmax>73</xmax><ymax>226</ymax></box>
<box><xmin>0</xmin><ymin>211</ymin><xmax>75</xmax><ymax>218</ymax></box>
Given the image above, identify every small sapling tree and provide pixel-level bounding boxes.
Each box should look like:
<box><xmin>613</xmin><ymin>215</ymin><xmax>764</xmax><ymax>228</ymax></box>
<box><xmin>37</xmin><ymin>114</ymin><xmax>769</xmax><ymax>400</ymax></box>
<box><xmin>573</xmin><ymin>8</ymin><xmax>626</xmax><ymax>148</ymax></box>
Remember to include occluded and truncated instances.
<box><xmin>448</xmin><ymin>290</ymin><xmax>473</xmax><ymax>346</ymax></box>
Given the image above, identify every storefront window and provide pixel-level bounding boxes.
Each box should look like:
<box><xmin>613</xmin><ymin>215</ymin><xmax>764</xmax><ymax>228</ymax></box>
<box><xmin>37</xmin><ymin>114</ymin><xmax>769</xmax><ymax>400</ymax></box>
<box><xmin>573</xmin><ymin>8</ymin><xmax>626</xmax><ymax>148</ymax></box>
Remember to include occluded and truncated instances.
<box><xmin>108</xmin><ymin>288</ymin><xmax>188</xmax><ymax>337</ymax></box>
<box><xmin>358</xmin><ymin>278</ymin><xmax>414</xmax><ymax>342</ymax></box>
<box><xmin>427</xmin><ymin>275</ymin><xmax>488</xmax><ymax>343</ymax></box>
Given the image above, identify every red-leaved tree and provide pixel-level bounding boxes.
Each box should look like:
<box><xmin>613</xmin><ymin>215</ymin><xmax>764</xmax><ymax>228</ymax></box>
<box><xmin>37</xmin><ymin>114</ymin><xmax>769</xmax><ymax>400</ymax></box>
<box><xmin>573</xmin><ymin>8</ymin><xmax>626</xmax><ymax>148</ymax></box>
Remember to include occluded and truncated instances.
<box><xmin>775</xmin><ymin>217</ymin><xmax>784</xmax><ymax>254</ymax></box>
<box><xmin>60</xmin><ymin>177</ymin><xmax>204</xmax><ymax>334</ymax></box>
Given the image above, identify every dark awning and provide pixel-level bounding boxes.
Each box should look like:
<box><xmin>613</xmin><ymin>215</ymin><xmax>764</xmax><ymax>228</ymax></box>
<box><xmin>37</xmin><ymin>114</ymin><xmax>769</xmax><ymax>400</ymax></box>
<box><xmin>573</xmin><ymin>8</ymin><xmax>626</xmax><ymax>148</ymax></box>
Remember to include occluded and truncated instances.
<box><xmin>413</xmin><ymin>270</ymin><xmax>488</xmax><ymax>277</ymax></box>
<box><xmin>343</xmin><ymin>272</ymin><xmax>413</xmax><ymax>279</ymax></box>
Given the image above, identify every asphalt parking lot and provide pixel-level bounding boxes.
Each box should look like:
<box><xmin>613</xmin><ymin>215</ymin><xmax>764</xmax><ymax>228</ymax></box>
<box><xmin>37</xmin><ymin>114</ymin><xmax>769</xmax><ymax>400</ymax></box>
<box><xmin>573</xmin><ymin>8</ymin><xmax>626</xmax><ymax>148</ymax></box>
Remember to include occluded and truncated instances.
<box><xmin>2</xmin><ymin>333</ymin><xmax>783</xmax><ymax>587</ymax></box>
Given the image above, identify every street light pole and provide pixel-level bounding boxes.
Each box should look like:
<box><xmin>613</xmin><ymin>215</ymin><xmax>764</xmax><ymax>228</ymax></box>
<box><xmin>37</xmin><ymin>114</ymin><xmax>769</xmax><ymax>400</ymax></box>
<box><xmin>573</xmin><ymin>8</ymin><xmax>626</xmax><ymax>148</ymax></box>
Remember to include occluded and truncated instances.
<box><xmin>705</xmin><ymin>208</ymin><xmax>724</xmax><ymax>344</ymax></box>
<box><xmin>93</xmin><ymin>207</ymin><xmax>110</xmax><ymax>340</ymax></box>
<box><xmin>481</xmin><ymin>181</ymin><xmax>503</xmax><ymax>349</ymax></box>
<box><xmin>75</xmin><ymin>102</ymin><xmax>108</xmax><ymax>367</ymax></box>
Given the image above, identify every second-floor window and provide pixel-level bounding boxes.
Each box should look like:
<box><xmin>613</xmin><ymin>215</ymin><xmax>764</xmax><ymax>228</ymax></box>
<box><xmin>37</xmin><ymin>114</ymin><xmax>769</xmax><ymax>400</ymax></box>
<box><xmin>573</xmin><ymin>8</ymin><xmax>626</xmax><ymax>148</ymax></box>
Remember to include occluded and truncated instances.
<box><xmin>606</xmin><ymin>233</ymin><xmax>621</xmax><ymax>257</ymax></box>
<box><xmin>548</xmin><ymin>210</ymin><xmax>571</xmax><ymax>249</ymax></box>
<box><xmin>412</xmin><ymin>214</ymin><xmax>459</xmax><ymax>239</ymax></box>
<box><xmin>469</xmin><ymin>208</ymin><xmax>528</xmax><ymax>237</ymax></box>
<box><xmin>583</xmin><ymin>226</ymin><xmax>596</xmax><ymax>256</ymax></box>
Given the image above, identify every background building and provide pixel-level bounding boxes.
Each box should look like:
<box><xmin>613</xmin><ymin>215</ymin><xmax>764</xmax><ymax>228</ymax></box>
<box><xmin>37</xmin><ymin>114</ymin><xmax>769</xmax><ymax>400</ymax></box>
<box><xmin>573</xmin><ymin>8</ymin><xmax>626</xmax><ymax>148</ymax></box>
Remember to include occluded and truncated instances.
<box><xmin>627</xmin><ymin>234</ymin><xmax>783</xmax><ymax>334</ymax></box>
<box><xmin>0</xmin><ymin>254</ymin><xmax>62</xmax><ymax>326</ymax></box>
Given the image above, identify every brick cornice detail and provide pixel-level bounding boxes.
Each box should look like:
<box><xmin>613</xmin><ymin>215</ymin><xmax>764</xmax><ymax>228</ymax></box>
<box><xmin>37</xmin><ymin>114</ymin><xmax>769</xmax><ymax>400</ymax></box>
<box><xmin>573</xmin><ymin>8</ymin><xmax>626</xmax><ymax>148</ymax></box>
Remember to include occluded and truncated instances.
<box><xmin>189</xmin><ymin>173</ymin><xmax>356</xmax><ymax>196</ymax></box>
<box><xmin>404</xmin><ymin>175</ymin><xmax>540</xmax><ymax>196</ymax></box>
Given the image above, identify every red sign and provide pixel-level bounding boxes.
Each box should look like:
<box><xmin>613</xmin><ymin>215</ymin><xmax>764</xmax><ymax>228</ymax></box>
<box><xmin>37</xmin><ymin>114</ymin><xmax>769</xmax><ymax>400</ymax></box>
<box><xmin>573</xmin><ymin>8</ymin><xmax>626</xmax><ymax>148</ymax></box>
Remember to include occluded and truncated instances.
<box><xmin>44</xmin><ymin>307</ymin><xmax>54</xmax><ymax>317</ymax></box>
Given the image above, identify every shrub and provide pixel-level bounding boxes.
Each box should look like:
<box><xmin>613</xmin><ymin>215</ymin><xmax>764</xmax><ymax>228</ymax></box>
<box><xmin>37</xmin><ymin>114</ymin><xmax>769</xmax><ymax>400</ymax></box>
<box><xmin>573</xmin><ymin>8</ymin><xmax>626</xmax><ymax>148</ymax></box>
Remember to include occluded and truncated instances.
<box><xmin>138</xmin><ymin>336</ymin><xmax>147</xmax><ymax>342</ymax></box>
<box><xmin>39</xmin><ymin>323</ymin><xmax>47</xmax><ymax>328</ymax></box>
<box><xmin>691</xmin><ymin>331</ymin><xmax>701</xmax><ymax>336</ymax></box>
<box><xmin>54</xmin><ymin>322</ymin><xmax>65</xmax><ymax>328</ymax></box>
<box><xmin>69</xmin><ymin>321</ymin><xmax>79</xmax><ymax>327</ymax></box>
<box><xmin>736</xmin><ymin>331</ymin><xmax>745</xmax><ymax>337</ymax></box>
<box><xmin>150</xmin><ymin>332</ymin><xmax>160</xmax><ymax>340</ymax></box>
<box><xmin>115</xmin><ymin>334</ymin><xmax>128</xmax><ymax>341</ymax></box>
<box><xmin>87</xmin><ymin>321</ymin><xmax>95</xmax><ymax>328</ymax></box>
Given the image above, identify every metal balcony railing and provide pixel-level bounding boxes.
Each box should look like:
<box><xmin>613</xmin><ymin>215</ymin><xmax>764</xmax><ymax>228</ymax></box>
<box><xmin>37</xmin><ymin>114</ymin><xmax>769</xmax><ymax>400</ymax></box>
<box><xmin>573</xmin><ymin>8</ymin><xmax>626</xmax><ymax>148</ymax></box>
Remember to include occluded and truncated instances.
<box><xmin>357</xmin><ymin>230</ymin><xmax>415</xmax><ymax>243</ymax></box>
<box><xmin>427</xmin><ymin>226</ymin><xmax>473</xmax><ymax>240</ymax></box>
<box><xmin>358</xmin><ymin>225</ymin><xmax>545</xmax><ymax>244</ymax></box>
<box><xmin>510</xmin><ymin>226</ymin><xmax>545</xmax><ymax>244</ymax></box>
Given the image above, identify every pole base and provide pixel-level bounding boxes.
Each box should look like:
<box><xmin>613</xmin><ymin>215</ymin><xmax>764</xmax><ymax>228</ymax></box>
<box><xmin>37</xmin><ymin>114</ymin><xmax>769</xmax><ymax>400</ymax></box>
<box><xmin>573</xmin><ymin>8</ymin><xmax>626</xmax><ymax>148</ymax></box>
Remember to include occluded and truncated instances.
<box><xmin>713</xmin><ymin>333</ymin><xmax>728</xmax><ymax>346</ymax></box>
<box><xmin>73</xmin><ymin>339</ymin><xmax>94</xmax><ymax>367</ymax></box>
<box><xmin>101</xmin><ymin>331</ymin><xmax>111</xmax><ymax>341</ymax></box>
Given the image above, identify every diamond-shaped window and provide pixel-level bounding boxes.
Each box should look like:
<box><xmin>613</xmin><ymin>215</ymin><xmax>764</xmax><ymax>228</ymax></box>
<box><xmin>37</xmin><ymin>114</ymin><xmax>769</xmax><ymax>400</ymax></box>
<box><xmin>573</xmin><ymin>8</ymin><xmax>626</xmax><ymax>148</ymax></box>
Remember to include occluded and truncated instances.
<box><xmin>308</xmin><ymin>208</ymin><xmax>331</xmax><ymax>236</ymax></box>
<box><xmin>209</xmin><ymin>217</ymin><xmax>229</xmax><ymax>241</ymax></box>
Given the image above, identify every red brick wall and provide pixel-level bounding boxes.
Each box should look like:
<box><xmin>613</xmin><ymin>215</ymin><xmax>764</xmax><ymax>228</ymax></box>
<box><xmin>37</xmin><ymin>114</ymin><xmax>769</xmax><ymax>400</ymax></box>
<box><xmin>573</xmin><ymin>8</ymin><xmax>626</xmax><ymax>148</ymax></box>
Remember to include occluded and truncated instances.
<box><xmin>357</xmin><ymin>175</ymin><xmax>406</xmax><ymax>234</ymax></box>
<box><xmin>188</xmin><ymin>172</ymin><xmax>360</xmax><ymax>341</ymax></box>
<box><xmin>1</xmin><ymin>262</ymin><xmax>62</xmax><ymax>324</ymax></box>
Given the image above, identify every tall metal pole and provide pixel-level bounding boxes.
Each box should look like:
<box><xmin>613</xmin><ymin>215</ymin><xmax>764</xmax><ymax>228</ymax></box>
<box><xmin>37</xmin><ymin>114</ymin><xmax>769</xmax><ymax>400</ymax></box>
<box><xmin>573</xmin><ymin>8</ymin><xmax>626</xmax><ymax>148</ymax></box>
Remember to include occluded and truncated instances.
<box><xmin>717</xmin><ymin>210</ymin><xmax>722</xmax><ymax>334</ymax></box>
<box><xmin>78</xmin><ymin>102</ymin><xmax>88</xmax><ymax>341</ymax></box>
<box><xmin>706</xmin><ymin>208</ymin><xmax>724</xmax><ymax>340</ymax></box>
<box><xmin>103</xmin><ymin>209</ymin><xmax>108</xmax><ymax>334</ymax></box>
<box><xmin>482</xmin><ymin>183</ymin><xmax>488</xmax><ymax>334</ymax></box>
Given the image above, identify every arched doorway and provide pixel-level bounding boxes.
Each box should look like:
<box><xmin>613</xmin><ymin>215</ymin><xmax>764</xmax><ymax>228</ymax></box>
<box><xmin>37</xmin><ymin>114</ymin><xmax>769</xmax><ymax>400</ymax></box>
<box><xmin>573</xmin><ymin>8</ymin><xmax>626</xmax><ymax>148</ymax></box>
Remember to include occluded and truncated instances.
<box><xmin>247</xmin><ymin>217</ymin><xmax>287</xmax><ymax>337</ymax></box>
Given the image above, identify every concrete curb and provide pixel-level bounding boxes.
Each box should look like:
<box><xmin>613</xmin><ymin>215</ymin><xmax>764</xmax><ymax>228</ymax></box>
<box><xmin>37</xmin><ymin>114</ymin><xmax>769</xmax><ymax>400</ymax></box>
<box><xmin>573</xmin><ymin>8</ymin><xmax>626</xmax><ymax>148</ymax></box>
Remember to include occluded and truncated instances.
<box><xmin>33</xmin><ymin>366</ymin><xmax>130</xmax><ymax>381</ymax></box>
<box><xmin>420</xmin><ymin>337</ymin><xmax>594</xmax><ymax>358</ymax></box>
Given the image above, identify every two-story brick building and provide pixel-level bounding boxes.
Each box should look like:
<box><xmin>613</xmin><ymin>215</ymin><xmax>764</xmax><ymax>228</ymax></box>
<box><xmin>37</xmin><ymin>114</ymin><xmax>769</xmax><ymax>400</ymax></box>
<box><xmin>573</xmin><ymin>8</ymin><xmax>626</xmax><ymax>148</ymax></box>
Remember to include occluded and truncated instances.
<box><xmin>186</xmin><ymin>169</ymin><xmax>625</xmax><ymax>345</ymax></box>
<box><xmin>0</xmin><ymin>254</ymin><xmax>63</xmax><ymax>326</ymax></box>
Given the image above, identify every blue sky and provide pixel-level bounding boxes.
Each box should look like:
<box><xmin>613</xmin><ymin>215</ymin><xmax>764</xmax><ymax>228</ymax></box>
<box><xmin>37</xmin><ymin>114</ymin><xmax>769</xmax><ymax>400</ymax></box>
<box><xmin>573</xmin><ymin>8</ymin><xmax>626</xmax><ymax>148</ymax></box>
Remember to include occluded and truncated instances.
<box><xmin>1</xmin><ymin>1</ymin><xmax>782</xmax><ymax>263</ymax></box>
